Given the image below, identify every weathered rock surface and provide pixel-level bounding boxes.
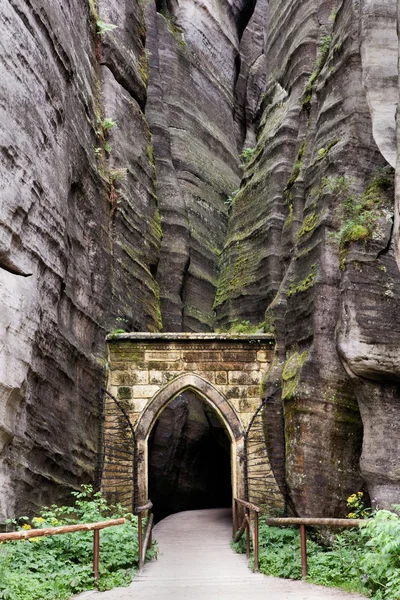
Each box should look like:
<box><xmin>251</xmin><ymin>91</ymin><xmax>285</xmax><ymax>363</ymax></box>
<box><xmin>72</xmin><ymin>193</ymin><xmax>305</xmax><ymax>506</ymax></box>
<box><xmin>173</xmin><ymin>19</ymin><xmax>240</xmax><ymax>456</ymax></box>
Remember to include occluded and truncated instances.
<box><xmin>215</xmin><ymin>0</ymin><xmax>400</xmax><ymax>514</ymax></box>
<box><xmin>146</xmin><ymin>1</ymin><xmax>243</xmax><ymax>332</ymax></box>
<box><xmin>0</xmin><ymin>0</ymin><xmax>161</xmax><ymax>519</ymax></box>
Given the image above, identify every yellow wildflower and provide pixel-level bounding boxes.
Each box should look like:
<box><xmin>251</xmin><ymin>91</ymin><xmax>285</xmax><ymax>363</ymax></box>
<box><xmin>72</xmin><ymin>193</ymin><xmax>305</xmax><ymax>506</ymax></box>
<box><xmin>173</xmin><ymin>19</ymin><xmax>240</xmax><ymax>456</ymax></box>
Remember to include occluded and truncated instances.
<box><xmin>21</xmin><ymin>524</ymin><xmax>31</xmax><ymax>530</ymax></box>
<box><xmin>32</xmin><ymin>517</ymin><xmax>45</xmax><ymax>524</ymax></box>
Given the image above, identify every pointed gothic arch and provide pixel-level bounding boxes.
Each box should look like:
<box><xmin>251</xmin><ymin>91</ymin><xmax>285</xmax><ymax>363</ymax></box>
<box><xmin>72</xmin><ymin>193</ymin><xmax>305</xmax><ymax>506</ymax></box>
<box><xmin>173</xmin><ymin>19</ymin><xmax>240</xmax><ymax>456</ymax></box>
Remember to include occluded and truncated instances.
<box><xmin>135</xmin><ymin>373</ymin><xmax>245</xmax><ymax>505</ymax></box>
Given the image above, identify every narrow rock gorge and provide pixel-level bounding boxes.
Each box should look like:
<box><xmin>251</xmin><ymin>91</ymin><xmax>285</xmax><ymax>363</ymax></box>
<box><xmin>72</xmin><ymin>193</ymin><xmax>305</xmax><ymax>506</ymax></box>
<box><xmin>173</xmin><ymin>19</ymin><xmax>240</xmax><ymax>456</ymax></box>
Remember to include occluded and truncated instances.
<box><xmin>0</xmin><ymin>0</ymin><xmax>399</xmax><ymax>520</ymax></box>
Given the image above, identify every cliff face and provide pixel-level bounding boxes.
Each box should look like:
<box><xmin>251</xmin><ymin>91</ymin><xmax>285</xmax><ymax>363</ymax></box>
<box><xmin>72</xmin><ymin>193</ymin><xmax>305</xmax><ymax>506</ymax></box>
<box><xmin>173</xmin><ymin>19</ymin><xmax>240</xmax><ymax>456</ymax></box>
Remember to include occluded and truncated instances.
<box><xmin>215</xmin><ymin>0</ymin><xmax>399</xmax><ymax>514</ymax></box>
<box><xmin>0</xmin><ymin>0</ymin><xmax>161</xmax><ymax>518</ymax></box>
<box><xmin>0</xmin><ymin>0</ymin><xmax>399</xmax><ymax>519</ymax></box>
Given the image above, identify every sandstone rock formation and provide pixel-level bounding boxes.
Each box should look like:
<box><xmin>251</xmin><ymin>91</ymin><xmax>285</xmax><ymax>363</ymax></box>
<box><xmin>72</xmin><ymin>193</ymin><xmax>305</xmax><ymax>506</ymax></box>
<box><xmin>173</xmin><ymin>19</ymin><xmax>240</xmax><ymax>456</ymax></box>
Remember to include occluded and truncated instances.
<box><xmin>0</xmin><ymin>0</ymin><xmax>399</xmax><ymax>519</ymax></box>
<box><xmin>215</xmin><ymin>0</ymin><xmax>399</xmax><ymax>515</ymax></box>
<box><xmin>0</xmin><ymin>0</ymin><xmax>161</xmax><ymax>519</ymax></box>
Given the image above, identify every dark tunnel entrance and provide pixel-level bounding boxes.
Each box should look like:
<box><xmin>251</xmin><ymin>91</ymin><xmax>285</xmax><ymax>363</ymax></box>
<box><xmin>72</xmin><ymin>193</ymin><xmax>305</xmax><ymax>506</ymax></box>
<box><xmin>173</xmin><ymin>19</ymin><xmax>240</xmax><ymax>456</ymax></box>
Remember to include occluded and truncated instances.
<box><xmin>148</xmin><ymin>390</ymin><xmax>232</xmax><ymax>522</ymax></box>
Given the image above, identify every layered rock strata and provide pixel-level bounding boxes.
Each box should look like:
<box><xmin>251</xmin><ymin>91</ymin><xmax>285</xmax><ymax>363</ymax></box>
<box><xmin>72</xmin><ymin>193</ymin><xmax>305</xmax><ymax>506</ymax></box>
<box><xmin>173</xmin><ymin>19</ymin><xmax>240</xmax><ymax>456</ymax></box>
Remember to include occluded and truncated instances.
<box><xmin>0</xmin><ymin>0</ymin><xmax>161</xmax><ymax>519</ymax></box>
<box><xmin>215</xmin><ymin>0</ymin><xmax>400</xmax><ymax>514</ymax></box>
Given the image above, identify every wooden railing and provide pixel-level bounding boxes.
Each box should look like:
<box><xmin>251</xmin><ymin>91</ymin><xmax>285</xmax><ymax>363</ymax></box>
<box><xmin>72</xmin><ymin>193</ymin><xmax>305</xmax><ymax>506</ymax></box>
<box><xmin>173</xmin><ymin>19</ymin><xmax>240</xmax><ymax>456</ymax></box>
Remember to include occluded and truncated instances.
<box><xmin>0</xmin><ymin>518</ymin><xmax>125</xmax><ymax>586</ymax></box>
<box><xmin>233</xmin><ymin>498</ymin><xmax>261</xmax><ymax>571</ymax></box>
<box><xmin>0</xmin><ymin>503</ymin><xmax>156</xmax><ymax>583</ymax></box>
<box><xmin>136</xmin><ymin>500</ymin><xmax>154</xmax><ymax>572</ymax></box>
<box><xmin>234</xmin><ymin>499</ymin><xmax>364</xmax><ymax>578</ymax></box>
<box><xmin>265</xmin><ymin>517</ymin><xmax>364</xmax><ymax>578</ymax></box>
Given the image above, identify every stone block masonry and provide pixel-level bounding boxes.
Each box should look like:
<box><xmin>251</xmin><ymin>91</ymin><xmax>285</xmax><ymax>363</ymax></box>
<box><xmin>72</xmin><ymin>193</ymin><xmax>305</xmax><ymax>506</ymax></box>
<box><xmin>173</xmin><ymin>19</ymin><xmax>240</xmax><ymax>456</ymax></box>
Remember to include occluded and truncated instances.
<box><xmin>105</xmin><ymin>333</ymin><xmax>279</xmax><ymax>506</ymax></box>
<box><xmin>107</xmin><ymin>333</ymin><xmax>274</xmax><ymax>425</ymax></box>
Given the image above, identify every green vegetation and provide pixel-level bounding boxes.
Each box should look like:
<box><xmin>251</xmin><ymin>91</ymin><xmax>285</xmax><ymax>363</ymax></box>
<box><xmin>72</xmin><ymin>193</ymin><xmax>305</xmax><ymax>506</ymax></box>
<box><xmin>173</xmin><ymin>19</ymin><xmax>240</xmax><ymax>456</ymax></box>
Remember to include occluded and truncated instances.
<box><xmin>109</xmin><ymin>168</ymin><xmax>128</xmax><ymax>183</ymax></box>
<box><xmin>0</xmin><ymin>485</ymin><xmax>156</xmax><ymax>600</ymax></box>
<box><xmin>287</xmin><ymin>265</ymin><xmax>316</xmax><ymax>297</ymax></box>
<box><xmin>226</xmin><ymin>319</ymin><xmax>264</xmax><ymax>334</ymax></box>
<box><xmin>329</xmin><ymin>5</ymin><xmax>339</xmax><ymax>24</ymax></box>
<box><xmin>326</xmin><ymin>167</ymin><xmax>394</xmax><ymax>249</ymax></box>
<box><xmin>297</xmin><ymin>212</ymin><xmax>319</xmax><ymax>239</ymax></box>
<box><xmin>281</xmin><ymin>350</ymin><xmax>308</xmax><ymax>399</ymax></box>
<box><xmin>316</xmin><ymin>138</ymin><xmax>339</xmax><ymax>161</ymax></box>
<box><xmin>225</xmin><ymin>189</ymin><xmax>240</xmax><ymax>209</ymax></box>
<box><xmin>284</xmin><ymin>142</ymin><xmax>306</xmax><ymax>194</ymax></box>
<box><xmin>102</xmin><ymin>118</ymin><xmax>117</xmax><ymax>132</ymax></box>
<box><xmin>234</xmin><ymin>499</ymin><xmax>400</xmax><ymax>599</ymax></box>
<box><xmin>239</xmin><ymin>147</ymin><xmax>256</xmax><ymax>167</ymax></box>
<box><xmin>88</xmin><ymin>0</ymin><xmax>98</xmax><ymax>21</ymax></box>
<box><xmin>138</xmin><ymin>51</ymin><xmax>150</xmax><ymax>85</ymax></box>
<box><xmin>146</xmin><ymin>143</ymin><xmax>156</xmax><ymax>166</ymax></box>
<box><xmin>160</xmin><ymin>11</ymin><xmax>186</xmax><ymax>46</ymax></box>
<box><xmin>96</xmin><ymin>19</ymin><xmax>118</xmax><ymax>35</ymax></box>
<box><xmin>303</xmin><ymin>35</ymin><xmax>332</xmax><ymax>111</ymax></box>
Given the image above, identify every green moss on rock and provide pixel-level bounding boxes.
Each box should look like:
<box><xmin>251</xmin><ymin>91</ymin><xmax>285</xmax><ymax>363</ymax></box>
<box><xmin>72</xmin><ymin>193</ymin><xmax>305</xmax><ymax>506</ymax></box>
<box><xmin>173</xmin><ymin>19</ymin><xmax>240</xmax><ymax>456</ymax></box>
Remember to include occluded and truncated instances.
<box><xmin>287</xmin><ymin>265</ymin><xmax>317</xmax><ymax>297</ymax></box>
<box><xmin>282</xmin><ymin>351</ymin><xmax>308</xmax><ymax>400</ymax></box>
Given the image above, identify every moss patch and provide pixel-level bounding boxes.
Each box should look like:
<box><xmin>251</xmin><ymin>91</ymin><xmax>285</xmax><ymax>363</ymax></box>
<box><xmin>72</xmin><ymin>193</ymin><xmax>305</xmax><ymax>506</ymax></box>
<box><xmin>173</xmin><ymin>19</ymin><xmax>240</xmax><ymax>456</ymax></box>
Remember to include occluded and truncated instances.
<box><xmin>160</xmin><ymin>11</ymin><xmax>186</xmax><ymax>46</ymax></box>
<box><xmin>282</xmin><ymin>351</ymin><xmax>308</xmax><ymax>400</ymax></box>
<box><xmin>302</xmin><ymin>35</ymin><xmax>332</xmax><ymax>111</ymax></box>
<box><xmin>316</xmin><ymin>138</ymin><xmax>339</xmax><ymax>161</ymax></box>
<box><xmin>284</xmin><ymin>142</ymin><xmax>306</xmax><ymax>194</ymax></box>
<box><xmin>297</xmin><ymin>212</ymin><xmax>319</xmax><ymax>239</ymax></box>
<box><xmin>329</xmin><ymin>166</ymin><xmax>394</xmax><ymax>250</ymax></box>
<box><xmin>287</xmin><ymin>265</ymin><xmax>317</xmax><ymax>297</ymax></box>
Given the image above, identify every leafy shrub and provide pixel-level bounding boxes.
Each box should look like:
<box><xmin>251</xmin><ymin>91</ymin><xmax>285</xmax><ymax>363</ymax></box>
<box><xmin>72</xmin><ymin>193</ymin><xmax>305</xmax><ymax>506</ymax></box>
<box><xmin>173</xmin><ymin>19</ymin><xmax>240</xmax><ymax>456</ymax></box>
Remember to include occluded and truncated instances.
<box><xmin>96</xmin><ymin>20</ymin><xmax>118</xmax><ymax>35</ymax></box>
<box><xmin>326</xmin><ymin>167</ymin><xmax>394</xmax><ymax>247</ymax></box>
<box><xmin>102</xmin><ymin>118</ymin><xmax>117</xmax><ymax>132</ymax></box>
<box><xmin>239</xmin><ymin>147</ymin><xmax>256</xmax><ymax>166</ymax></box>
<box><xmin>234</xmin><ymin>506</ymin><xmax>400</xmax><ymax>598</ymax></box>
<box><xmin>347</xmin><ymin>492</ymin><xmax>372</xmax><ymax>519</ymax></box>
<box><xmin>0</xmin><ymin>486</ymin><xmax>154</xmax><ymax>600</ymax></box>
<box><xmin>360</xmin><ymin>507</ymin><xmax>400</xmax><ymax>599</ymax></box>
<box><xmin>225</xmin><ymin>189</ymin><xmax>240</xmax><ymax>209</ymax></box>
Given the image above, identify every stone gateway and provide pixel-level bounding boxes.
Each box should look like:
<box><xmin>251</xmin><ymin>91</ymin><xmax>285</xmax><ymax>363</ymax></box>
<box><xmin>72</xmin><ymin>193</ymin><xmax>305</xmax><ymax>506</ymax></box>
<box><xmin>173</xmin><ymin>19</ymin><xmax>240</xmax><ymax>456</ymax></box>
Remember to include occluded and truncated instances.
<box><xmin>103</xmin><ymin>333</ymin><xmax>282</xmax><ymax>511</ymax></box>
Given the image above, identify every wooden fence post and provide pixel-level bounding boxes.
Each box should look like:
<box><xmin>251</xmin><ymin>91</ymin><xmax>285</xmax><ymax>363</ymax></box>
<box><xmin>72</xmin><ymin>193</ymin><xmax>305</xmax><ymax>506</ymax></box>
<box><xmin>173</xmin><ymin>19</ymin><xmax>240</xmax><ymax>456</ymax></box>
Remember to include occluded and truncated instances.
<box><xmin>253</xmin><ymin>511</ymin><xmax>259</xmax><ymax>572</ymax></box>
<box><xmin>93</xmin><ymin>528</ymin><xmax>100</xmax><ymax>586</ymax></box>
<box><xmin>300</xmin><ymin>524</ymin><xmax>307</xmax><ymax>578</ymax></box>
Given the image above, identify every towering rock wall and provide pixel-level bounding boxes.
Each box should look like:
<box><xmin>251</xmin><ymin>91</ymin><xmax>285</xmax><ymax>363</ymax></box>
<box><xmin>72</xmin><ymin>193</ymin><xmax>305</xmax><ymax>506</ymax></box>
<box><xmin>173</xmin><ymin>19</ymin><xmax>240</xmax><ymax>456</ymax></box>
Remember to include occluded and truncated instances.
<box><xmin>215</xmin><ymin>0</ymin><xmax>400</xmax><ymax>515</ymax></box>
<box><xmin>0</xmin><ymin>0</ymin><xmax>161</xmax><ymax>519</ymax></box>
<box><xmin>0</xmin><ymin>0</ymin><xmax>399</xmax><ymax>519</ymax></box>
<box><xmin>145</xmin><ymin>0</ymin><xmax>247</xmax><ymax>331</ymax></box>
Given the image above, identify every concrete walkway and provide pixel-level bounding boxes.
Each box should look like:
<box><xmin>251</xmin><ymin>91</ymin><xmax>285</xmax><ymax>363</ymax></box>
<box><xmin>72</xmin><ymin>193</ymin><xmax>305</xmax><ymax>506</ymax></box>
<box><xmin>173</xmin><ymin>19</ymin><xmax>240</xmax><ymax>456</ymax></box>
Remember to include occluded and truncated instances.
<box><xmin>78</xmin><ymin>508</ymin><xmax>366</xmax><ymax>600</ymax></box>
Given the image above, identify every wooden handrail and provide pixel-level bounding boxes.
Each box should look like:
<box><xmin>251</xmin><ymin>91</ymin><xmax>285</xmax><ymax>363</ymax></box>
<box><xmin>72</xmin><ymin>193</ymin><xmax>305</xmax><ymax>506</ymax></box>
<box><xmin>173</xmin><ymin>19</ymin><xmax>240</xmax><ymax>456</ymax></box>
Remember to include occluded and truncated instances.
<box><xmin>0</xmin><ymin>518</ymin><xmax>125</xmax><ymax>542</ymax></box>
<box><xmin>233</xmin><ymin>500</ymin><xmax>364</xmax><ymax>578</ymax></box>
<box><xmin>141</xmin><ymin>513</ymin><xmax>154</xmax><ymax>564</ymax></box>
<box><xmin>136</xmin><ymin>500</ymin><xmax>153</xmax><ymax>513</ymax></box>
<box><xmin>0</xmin><ymin>518</ymin><xmax>126</xmax><ymax>587</ymax></box>
<box><xmin>137</xmin><ymin>499</ymin><xmax>154</xmax><ymax>572</ymax></box>
<box><xmin>233</xmin><ymin>498</ymin><xmax>261</xmax><ymax>572</ymax></box>
<box><xmin>234</xmin><ymin>498</ymin><xmax>261</xmax><ymax>513</ymax></box>
<box><xmin>265</xmin><ymin>516</ymin><xmax>364</xmax><ymax>578</ymax></box>
<box><xmin>265</xmin><ymin>517</ymin><xmax>363</xmax><ymax>527</ymax></box>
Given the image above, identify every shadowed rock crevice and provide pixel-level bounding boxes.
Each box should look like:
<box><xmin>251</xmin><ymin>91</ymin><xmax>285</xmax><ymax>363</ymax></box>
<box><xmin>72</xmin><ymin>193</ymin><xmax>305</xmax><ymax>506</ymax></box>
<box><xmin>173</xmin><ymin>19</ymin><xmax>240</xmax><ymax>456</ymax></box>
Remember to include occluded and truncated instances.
<box><xmin>148</xmin><ymin>391</ymin><xmax>232</xmax><ymax>522</ymax></box>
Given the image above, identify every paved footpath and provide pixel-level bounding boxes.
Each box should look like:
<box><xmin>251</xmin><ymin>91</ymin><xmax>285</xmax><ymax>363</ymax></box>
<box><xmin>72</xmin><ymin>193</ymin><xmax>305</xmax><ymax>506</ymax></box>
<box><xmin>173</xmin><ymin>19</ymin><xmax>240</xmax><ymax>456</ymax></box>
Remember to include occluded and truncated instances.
<box><xmin>77</xmin><ymin>508</ymin><xmax>366</xmax><ymax>600</ymax></box>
